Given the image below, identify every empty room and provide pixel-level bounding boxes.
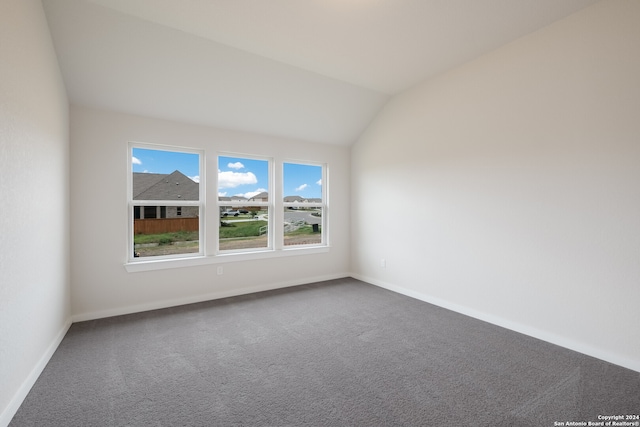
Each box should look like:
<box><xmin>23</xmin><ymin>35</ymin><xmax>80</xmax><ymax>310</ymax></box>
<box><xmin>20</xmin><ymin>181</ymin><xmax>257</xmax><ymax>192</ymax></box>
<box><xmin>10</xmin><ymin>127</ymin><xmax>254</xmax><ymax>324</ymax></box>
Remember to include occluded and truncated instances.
<box><xmin>1</xmin><ymin>0</ymin><xmax>639</xmax><ymax>425</ymax></box>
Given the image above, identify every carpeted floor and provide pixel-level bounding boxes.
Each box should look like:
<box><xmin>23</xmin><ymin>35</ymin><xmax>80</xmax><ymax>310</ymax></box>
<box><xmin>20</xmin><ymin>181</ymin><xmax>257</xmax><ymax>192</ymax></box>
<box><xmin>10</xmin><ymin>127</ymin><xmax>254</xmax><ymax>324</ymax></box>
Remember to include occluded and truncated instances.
<box><xmin>10</xmin><ymin>278</ymin><xmax>640</xmax><ymax>426</ymax></box>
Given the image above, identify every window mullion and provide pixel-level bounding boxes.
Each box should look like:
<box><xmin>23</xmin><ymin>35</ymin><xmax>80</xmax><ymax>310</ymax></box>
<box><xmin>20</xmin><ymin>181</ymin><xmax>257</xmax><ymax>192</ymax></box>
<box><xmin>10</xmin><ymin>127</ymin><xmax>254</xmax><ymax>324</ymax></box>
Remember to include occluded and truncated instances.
<box><xmin>322</xmin><ymin>163</ymin><xmax>328</xmax><ymax>246</ymax></box>
<box><xmin>273</xmin><ymin>159</ymin><xmax>283</xmax><ymax>250</ymax></box>
<box><xmin>133</xmin><ymin>200</ymin><xmax>200</xmax><ymax>206</ymax></box>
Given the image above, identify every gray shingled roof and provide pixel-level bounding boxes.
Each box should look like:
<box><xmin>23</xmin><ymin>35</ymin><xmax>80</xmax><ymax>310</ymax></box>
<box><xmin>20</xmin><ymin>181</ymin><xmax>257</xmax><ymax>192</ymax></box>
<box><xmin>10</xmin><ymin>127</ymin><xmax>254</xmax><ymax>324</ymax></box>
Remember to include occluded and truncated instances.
<box><xmin>133</xmin><ymin>170</ymin><xmax>199</xmax><ymax>201</ymax></box>
<box><xmin>132</xmin><ymin>173</ymin><xmax>165</xmax><ymax>197</ymax></box>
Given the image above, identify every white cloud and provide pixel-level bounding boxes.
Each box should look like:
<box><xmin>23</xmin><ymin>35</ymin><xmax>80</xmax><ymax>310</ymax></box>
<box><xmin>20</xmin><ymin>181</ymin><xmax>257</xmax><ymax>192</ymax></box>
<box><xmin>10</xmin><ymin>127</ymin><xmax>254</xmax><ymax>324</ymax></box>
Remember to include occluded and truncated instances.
<box><xmin>228</xmin><ymin>162</ymin><xmax>244</xmax><ymax>170</ymax></box>
<box><xmin>236</xmin><ymin>188</ymin><xmax>267</xmax><ymax>199</ymax></box>
<box><xmin>189</xmin><ymin>175</ymin><xmax>200</xmax><ymax>183</ymax></box>
<box><xmin>295</xmin><ymin>183</ymin><xmax>308</xmax><ymax>192</ymax></box>
<box><xmin>218</xmin><ymin>171</ymin><xmax>257</xmax><ymax>188</ymax></box>
<box><xmin>218</xmin><ymin>191</ymin><xmax>227</xmax><ymax>197</ymax></box>
<box><xmin>132</xmin><ymin>156</ymin><xmax>142</xmax><ymax>165</ymax></box>
<box><xmin>316</xmin><ymin>179</ymin><xmax>322</xmax><ymax>186</ymax></box>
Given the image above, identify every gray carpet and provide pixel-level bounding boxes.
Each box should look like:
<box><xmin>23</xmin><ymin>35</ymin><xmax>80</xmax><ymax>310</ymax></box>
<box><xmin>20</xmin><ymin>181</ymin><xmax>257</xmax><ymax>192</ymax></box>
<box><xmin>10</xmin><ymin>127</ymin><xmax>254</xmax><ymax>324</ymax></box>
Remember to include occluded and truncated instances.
<box><xmin>10</xmin><ymin>278</ymin><xmax>640</xmax><ymax>426</ymax></box>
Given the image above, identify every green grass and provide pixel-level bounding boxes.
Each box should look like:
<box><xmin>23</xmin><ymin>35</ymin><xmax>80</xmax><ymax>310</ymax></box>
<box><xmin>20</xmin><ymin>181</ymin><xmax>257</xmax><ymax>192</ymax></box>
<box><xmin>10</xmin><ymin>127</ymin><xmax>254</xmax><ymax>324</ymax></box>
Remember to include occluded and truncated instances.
<box><xmin>134</xmin><ymin>230</ymin><xmax>198</xmax><ymax>245</ymax></box>
<box><xmin>219</xmin><ymin>220</ymin><xmax>267</xmax><ymax>238</ymax></box>
<box><xmin>135</xmin><ymin>221</ymin><xmax>318</xmax><ymax>245</ymax></box>
<box><xmin>284</xmin><ymin>225</ymin><xmax>321</xmax><ymax>236</ymax></box>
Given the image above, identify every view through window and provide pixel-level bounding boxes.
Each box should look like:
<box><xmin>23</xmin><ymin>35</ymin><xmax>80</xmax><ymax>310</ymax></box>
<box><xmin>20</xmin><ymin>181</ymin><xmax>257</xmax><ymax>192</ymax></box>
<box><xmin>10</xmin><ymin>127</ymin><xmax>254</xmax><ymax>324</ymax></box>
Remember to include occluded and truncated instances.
<box><xmin>283</xmin><ymin>162</ymin><xmax>323</xmax><ymax>246</ymax></box>
<box><xmin>218</xmin><ymin>156</ymin><xmax>270</xmax><ymax>252</ymax></box>
<box><xmin>129</xmin><ymin>144</ymin><xmax>327</xmax><ymax>263</ymax></box>
<box><xmin>131</xmin><ymin>147</ymin><xmax>201</xmax><ymax>259</ymax></box>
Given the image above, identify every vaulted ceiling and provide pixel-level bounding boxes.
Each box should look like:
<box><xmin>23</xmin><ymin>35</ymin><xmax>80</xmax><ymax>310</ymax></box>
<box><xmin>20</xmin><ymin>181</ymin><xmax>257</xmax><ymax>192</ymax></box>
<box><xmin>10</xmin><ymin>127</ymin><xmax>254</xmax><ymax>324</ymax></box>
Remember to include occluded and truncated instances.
<box><xmin>42</xmin><ymin>0</ymin><xmax>598</xmax><ymax>145</ymax></box>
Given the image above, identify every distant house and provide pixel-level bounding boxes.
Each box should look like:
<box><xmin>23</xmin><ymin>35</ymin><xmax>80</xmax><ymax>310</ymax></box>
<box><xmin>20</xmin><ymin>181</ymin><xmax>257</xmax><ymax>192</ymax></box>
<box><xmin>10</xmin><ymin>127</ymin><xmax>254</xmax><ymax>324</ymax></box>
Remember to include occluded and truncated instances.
<box><xmin>284</xmin><ymin>195</ymin><xmax>306</xmax><ymax>203</ymax></box>
<box><xmin>218</xmin><ymin>195</ymin><xmax>249</xmax><ymax>215</ymax></box>
<box><xmin>133</xmin><ymin>170</ymin><xmax>199</xmax><ymax>219</ymax></box>
<box><xmin>283</xmin><ymin>195</ymin><xmax>322</xmax><ymax>208</ymax></box>
<box><xmin>248</xmin><ymin>192</ymin><xmax>269</xmax><ymax>202</ymax></box>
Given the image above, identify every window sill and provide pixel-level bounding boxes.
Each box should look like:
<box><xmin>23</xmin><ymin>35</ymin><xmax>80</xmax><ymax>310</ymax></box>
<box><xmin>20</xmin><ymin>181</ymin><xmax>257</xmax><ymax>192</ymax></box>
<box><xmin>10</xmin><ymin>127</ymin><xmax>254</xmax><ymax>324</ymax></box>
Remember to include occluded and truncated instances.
<box><xmin>124</xmin><ymin>245</ymin><xmax>330</xmax><ymax>273</ymax></box>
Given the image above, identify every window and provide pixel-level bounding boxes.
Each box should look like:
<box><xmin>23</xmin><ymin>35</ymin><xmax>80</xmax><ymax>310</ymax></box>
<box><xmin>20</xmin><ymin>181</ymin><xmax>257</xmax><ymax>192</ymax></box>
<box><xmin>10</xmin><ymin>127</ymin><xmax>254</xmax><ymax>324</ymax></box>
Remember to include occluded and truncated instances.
<box><xmin>129</xmin><ymin>145</ymin><xmax>202</xmax><ymax>260</ymax></box>
<box><xmin>283</xmin><ymin>162</ymin><xmax>325</xmax><ymax>247</ymax></box>
<box><xmin>217</xmin><ymin>155</ymin><xmax>270</xmax><ymax>252</ymax></box>
<box><xmin>127</xmin><ymin>143</ymin><xmax>327</xmax><ymax>269</ymax></box>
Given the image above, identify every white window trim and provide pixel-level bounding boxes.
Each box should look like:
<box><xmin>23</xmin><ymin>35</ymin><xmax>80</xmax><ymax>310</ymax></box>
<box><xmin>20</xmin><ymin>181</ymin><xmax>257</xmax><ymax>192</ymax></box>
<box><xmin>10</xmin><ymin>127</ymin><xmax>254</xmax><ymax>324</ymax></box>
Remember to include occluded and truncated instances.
<box><xmin>125</xmin><ymin>145</ymin><xmax>329</xmax><ymax>272</ymax></box>
<box><xmin>124</xmin><ymin>246</ymin><xmax>330</xmax><ymax>272</ymax></box>
<box><xmin>216</xmin><ymin>153</ymin><xmax>274</xmax><ymax>253</ymax></box>
<box><xmin>282</xmin><ymin>159</ymin><xmax>328</xmax><ymax>248</ymax></box>
<box><xmin>127</xmin><ymin>142</ymin><xmax>205</xmax><ymax>263</ymax></box>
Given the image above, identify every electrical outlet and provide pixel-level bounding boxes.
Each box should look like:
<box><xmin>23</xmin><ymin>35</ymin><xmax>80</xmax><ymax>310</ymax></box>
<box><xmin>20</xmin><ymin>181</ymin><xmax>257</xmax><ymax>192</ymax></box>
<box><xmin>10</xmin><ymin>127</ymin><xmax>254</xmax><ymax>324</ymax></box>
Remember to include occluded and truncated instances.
<box><xmin>217</xmin><ymin>266</ymin><xmax>223</xmax><ymax>275</ymax></box>
<box><xmin>380</xmin><ymin>258</ymin><xmax>386</xmax><ymax>268</ymax></box>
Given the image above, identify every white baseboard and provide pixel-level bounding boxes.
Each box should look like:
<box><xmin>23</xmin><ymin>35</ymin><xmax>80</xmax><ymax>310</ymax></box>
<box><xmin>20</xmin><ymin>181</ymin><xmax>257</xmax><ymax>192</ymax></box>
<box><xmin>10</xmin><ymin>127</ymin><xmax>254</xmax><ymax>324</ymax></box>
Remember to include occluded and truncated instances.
<box><xmin>0</xmin><ymin>317</ymin><xmax>73</xmax><ymax>427</ymax></box>
<box><xmin>351</xmin><ymin>273</ymin><xmax>640</xmax><ymax>374</ymax></box>
<box><xmin>72</xmin><ymin>272</ymin><xmax>350</xmax><ymax>323</ymax></box>
<box><xmin>10</xmin><ymin>272</ymin><xmax>634</xmax><ymax>427</ymax></box>
<box><xmin>2</xmin><ymin>273</ymin><xmax>348</xmax><ymax>426</ymax></box>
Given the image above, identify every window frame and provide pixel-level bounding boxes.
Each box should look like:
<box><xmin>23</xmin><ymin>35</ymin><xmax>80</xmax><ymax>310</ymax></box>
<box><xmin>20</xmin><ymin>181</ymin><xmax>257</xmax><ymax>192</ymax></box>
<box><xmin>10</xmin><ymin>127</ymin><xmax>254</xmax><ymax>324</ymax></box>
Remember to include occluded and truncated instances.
<box><xmin>125</xmin><ymin>143</ymin><xmax>329</xmax><ymax>272</ymax></box>
<box><xmin>127</xmin><ymin>142</ymin><xmax>205</xmax><ymax>263</ymax></box>
<box><xmin>282</xmin><ymin>160</ymin><xmax>327</xmax><ymax>248</ymax></box>
<box><xmin>216</xmin><ymin>153</ymin><xmax>273</xmax><ymax>254</ymax></box>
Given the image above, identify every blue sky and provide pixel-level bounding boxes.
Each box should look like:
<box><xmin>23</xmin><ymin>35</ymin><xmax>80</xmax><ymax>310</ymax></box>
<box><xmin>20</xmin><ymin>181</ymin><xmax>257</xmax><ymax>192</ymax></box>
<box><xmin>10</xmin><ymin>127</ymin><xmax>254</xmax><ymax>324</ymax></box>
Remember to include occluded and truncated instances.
<box><xmin>218</xmin><ymin>156</ymin><xmax>268</xmax><ymax>199</ymax></box>
<box><xmin>219</xmin><ymin>156</ymin><xmax>322</xmax><ymax>199</ymax></box>
<box><xmin>132</xmin><ymin>148</ymin><xmax>200</xmax><ymax>182</ymax></box>
<box><xmin>283</xmin><ymin>162</ymin><xmax>322</xmax><ymax>199</ymax></box>
<box><xmin>132</xmin><ymin>149</ymin><xmax>322</xmax><ymax>199</ymax></box>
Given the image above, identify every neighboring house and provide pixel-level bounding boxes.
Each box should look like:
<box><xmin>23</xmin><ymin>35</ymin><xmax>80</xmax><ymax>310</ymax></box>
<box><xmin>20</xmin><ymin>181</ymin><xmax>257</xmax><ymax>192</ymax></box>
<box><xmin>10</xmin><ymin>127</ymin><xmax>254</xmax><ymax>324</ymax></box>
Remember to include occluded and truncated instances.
<box><xmin>133</xmin><ymin>170</ymin><xmax>199</xmax><ymax>219</ymax></box>
<box><xmin>284</xmin><ymin>195</ymin><xmax>306</xmax><ymax>203</ymax></box>
<box><xmin>248</xmin><ymin>192</ymin><xmax>269</xmax><ymax>202</ymax></box>
<box><xmin>284</xmin><ymin>196</ymin><xmax>322</xmax><ymax>210</ymax></box>
<box><xmin>218</xmin><ymin>195</ymin><xmax>249</xmax><ymax>215</ymax></box>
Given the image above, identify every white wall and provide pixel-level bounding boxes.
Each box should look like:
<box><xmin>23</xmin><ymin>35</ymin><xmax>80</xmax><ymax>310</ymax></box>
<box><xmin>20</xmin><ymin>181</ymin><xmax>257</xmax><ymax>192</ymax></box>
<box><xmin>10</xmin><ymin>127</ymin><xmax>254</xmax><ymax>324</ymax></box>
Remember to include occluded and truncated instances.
<box><xmin>0</xmin><ymin>0</ymin><xmax>71</xmax><ymax>424</ymax></box>
<box><xmin>70</xmin><ymin>106</ymin><xmax>350</xmax><ymax>320</ymax></box>
<box><xmin>351</xmin><ymin>0</ymin><xmax>640</xmax><ymax>372</ymax></box>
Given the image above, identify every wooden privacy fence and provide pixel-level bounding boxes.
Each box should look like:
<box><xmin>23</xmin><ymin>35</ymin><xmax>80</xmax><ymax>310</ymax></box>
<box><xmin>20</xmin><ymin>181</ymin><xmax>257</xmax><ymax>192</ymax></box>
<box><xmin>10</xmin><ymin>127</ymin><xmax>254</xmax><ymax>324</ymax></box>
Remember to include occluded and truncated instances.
<box><xmin>134</xmin><ymin>217</ymin><xmax>199</xmax><ymax>235</ymax></box>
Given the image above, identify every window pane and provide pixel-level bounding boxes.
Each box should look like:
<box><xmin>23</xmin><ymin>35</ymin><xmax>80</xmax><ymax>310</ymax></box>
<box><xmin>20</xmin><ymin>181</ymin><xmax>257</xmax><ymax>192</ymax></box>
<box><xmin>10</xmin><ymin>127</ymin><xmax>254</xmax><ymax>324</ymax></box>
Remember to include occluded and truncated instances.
<box><xmin>133</xmin><ymin>205</ymin><xmax>199</xmax><ymax>258</ymax></box>
<box><xmin>219</xmin><ymin>206</ymin><xmax>269</xmax><ymax>251</ymax></box>
<box><xmin>132</xmin><ymin>147</ymin><xmax>200</xmax><ymax>259</ymax></box>
<box><xmin>284</xmin><ymin>207</ymin><xmax>322</xmax><ymax>247</ymax></box>
<box><xmin>283</xmin><ymin>163</ymin><xmax>322</xmax><ymax>203</ymax></box>
<box><xmin>218</xmin><ymin>156</ymin><xmax>270</xmax><ymax>252</ymax></box>
<box><xmin>133</xmin><ymin>148</ymin><xmax>200</xmax><ymax>201</ymax></box>
<box><xmin>218</xmin><ymin>156</ymin><xmax>268</xmax><ymax>201</ymax></box>
<box><xmin>283</xmin><ymin>162</ymin><xmax>323</xmax><ymax>247</ymax></box>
